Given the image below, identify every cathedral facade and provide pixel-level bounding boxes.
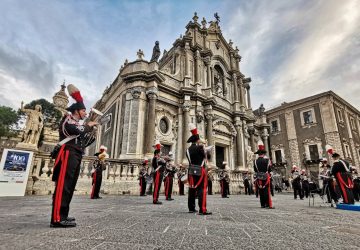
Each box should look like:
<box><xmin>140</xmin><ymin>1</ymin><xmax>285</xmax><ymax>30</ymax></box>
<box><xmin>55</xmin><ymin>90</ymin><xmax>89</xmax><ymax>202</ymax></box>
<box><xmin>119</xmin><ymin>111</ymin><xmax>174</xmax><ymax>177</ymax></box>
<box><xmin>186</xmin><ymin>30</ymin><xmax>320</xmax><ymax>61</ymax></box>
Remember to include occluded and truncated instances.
<box><xmin>89</xmin><ymin>13</ymin><xmax>269</xmax><ymax>172</ymax></box>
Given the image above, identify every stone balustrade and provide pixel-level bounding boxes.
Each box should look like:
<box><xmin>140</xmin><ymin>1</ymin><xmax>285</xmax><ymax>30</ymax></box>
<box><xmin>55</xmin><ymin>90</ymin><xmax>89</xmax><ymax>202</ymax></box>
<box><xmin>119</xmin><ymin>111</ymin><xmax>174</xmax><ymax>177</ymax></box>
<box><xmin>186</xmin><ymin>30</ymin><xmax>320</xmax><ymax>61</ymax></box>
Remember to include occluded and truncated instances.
<box><xmin>24</xmin><ymin>152</ymin><xmax>247</xmax><ymax>196</ymax></box>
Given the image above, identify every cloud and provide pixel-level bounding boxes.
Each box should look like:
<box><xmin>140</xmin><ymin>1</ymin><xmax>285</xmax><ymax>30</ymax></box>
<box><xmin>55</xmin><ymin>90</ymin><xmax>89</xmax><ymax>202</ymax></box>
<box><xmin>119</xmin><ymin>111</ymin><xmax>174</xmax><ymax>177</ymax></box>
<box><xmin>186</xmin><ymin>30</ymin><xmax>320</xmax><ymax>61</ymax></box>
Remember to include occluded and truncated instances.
<box><xmin>0</xmin><ymin>0</ymin><xmax>359</xmax><ymax>113</ymax></box>
<box><xmin>225</xmin><ymin>0</ymin><xmax>360</xmax><ymax>110</ymax></box>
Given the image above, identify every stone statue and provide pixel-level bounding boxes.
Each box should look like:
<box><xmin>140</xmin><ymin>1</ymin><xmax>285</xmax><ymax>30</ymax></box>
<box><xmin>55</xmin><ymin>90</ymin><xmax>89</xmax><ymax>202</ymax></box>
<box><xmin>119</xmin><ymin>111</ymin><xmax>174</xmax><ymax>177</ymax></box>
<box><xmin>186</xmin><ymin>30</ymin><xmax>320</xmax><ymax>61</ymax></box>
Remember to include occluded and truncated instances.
<box><xmin>21</xmin><ymin>101</ymin><xmax>44</xmax><ymax>145</ymax></box>
<box><xmin>246</xmin><ymin>146</ymin><xmax>254</xmax><ymax>169</ymax></box>
<box><xmin>259</xmin><ymin>104</ymin><xmax>265</xmax><ymax>116</ymax></box>
<box><xmin>214</xmin><ymin>12</ymin><xmax>220</xmax><ymax>23</ymax></box>
<box><xmin>150</xmin><ymin>41</ymin><xmax>161</xmax><ymax>62</ymax></box>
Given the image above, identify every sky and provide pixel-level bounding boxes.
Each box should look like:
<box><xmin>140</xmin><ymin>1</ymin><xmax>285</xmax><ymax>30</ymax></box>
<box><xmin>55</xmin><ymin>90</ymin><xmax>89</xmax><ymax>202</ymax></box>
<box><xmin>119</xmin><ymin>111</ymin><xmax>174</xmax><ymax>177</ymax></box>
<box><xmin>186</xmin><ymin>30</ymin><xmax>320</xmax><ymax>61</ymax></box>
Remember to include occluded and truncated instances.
<box><xmin>0</xmin><ymin>0</ymin><xmax>359</xmax><ymax>112</ymax></box>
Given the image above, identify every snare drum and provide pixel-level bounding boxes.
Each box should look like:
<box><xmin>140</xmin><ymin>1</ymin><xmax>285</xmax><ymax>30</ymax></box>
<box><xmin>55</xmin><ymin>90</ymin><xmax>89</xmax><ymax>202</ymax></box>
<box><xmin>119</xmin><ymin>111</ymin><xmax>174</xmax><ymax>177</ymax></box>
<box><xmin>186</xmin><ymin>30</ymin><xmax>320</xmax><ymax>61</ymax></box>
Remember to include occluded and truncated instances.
<box><xmin>181</xmin><ymin>174</ymin><xmax>188</xmax><ymax>184</ymax></box>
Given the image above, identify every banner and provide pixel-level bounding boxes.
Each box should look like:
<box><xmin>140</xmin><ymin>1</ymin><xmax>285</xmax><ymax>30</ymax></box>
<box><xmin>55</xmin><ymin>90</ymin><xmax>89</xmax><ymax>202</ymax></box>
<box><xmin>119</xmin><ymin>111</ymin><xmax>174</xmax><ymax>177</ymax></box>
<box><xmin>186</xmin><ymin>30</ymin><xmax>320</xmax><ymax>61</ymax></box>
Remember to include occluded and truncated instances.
<box><xmin>0</xmin><ymin>149</ymin><xmax>33</xmax><ymax>196</ymax></box>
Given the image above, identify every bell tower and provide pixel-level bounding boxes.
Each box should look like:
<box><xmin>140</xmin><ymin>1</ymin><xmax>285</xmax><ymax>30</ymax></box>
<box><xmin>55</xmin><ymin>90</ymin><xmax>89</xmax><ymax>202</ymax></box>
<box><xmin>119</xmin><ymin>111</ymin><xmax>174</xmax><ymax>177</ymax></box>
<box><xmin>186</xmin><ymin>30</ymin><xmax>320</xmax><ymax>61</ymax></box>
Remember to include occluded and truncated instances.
<box><xmin>52</xmin><ymin>81</ymin><xmax>69</xmax><ymax>115</ymax></box>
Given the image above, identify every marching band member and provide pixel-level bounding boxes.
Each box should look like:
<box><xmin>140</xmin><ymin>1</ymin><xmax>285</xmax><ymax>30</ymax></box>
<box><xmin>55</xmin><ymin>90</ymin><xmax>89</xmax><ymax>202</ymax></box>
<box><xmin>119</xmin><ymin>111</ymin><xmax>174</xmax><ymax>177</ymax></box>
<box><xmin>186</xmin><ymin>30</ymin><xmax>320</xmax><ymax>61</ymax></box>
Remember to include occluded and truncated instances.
<box><xmin>327</xmin><ymin>145</ymin><xmax>355</xmax><ymax>204</ymax></box>
<box><xmin>90</xmin><ymin>145</ymin><xmax>108</xmax><ymax>199</ymax></box>
<box><xmin>219</xmin><ymin>162</ymin><xmax>230</xmax><ymax>198</ymax></box>
<box><xmin>253</xmin><ymin>141</ymin><xmax>274</xmax><ymax>209</ymax></box>
<box><xmin>51</xmin><ymin>84</ymin><xmax>97</xmax><ymax>228</ymax></box>
<box><xmin>164</xmin><ymin>152</ymin><xmax>176</xmax><ymax>201</ymax></box>
<box><xmin>319</xmin><ymin>158</ymin><xmax>338</xmax><ymax>204</ymax></box>
<box><xmin>139</xmin><ymin>158</ymin><xmax>149</xmax><ymax>196</ymax></box>
<box><xmin>177</xmin><ymin>164</ymin><xmax>186</xmax><ymax>195</ymax></box>
<box><xmin>243</xmin><ymin>172</ymin><xmax>251</xmax><ymax>195</ymax></box>
<box><xmin>291</xmin><ymin>165</ymin><xmax>303</xmax><ymax>200</ymax></box>
<box><xmin>300</xmin><ymin>169</ymin><xmax>310</xmax><ymax>198</ymax></box>
<box><xmin>186</xmin><ymin>124</ymin><xmax>212</xmax><ymax>215</ymax></box>
<box><xmin>152</xmin><ymin>140</ymin><xmax>166</xmax><ymax>205</ymax></box>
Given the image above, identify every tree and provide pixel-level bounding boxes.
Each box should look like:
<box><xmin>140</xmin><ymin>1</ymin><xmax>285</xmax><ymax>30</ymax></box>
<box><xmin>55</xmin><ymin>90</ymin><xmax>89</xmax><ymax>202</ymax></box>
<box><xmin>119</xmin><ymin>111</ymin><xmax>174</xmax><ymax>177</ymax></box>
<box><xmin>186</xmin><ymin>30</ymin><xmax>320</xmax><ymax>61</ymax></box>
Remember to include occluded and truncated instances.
<box><xmin>0</xmin><ymin>106</ymin><xmax>20</xmax><ymax>137</ymax></box>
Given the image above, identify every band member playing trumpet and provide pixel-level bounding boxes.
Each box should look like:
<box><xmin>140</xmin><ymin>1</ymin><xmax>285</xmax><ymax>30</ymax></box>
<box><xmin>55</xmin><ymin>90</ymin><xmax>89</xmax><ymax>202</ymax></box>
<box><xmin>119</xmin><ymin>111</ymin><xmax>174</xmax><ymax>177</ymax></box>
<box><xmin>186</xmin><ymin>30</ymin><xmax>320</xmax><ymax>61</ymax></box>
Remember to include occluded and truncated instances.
<box><xmin>254</xmin><ymin>141</ymin><xmax>274</xmax><ymax>209</ymax></box>
<box><xmin>164</xmin><ymin>152</ymin><xmax>176</xmax><ymax>201</ymax></box>
<box><xmin>51</xmin><ymin>84</ymin><xmax>97</xmax><ymax>228</ymax></box>
<box><xmin>139</xmin><ymin>158</ymin><xmax>149</xmax><ymax>196</ymax></box>
<box><xmin>91</xmin><ymin>145</ymin><xmax>108</xmax><ymax>199</ymax></box>
<box><xmin>326</xmin><ymin>145</ymin><xmax>355</xmax><ymax>204</ymax></box>
<box><xmin>152</xmin><ymin>140</ymin><xmax>166</xmax><ymax>205</ymax></box>
<box><xmin>177</xmin><ymin>164</ymin><xmax>186</xmax><ymax>195</ymax></box>
<box><xmin>186</xmin><ymin>124</ymin><xmax>212</xmax><ymax>215</ymax></box>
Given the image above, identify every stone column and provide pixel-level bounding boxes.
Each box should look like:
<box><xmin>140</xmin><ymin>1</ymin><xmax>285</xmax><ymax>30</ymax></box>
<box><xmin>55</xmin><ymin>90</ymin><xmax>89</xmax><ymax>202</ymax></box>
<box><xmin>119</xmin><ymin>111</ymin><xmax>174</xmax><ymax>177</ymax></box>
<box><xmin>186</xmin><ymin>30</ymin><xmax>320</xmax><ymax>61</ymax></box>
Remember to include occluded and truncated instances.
<box><xmin>248</xmin><ymin>126</ymin><xmax>255</xmax><ymax>152</ymax></box>
<box><xmin>246</xmin><ymin>84</ymin><xmax>251</xmax><ymax>109</ymax></box>
<box><xmin>182</xmin><ymin>100</ymin><xmax>191</xmax><ymax>163</ymax></box>
<box><xmin>233</xmin><ymin>73</ymin><xmax>239</xmax><ymax>102</ymax></box>
<box><xmin>211</xmin><ymin>67</ymin><xmax>214</xmax><ymax>93</ymax></box>
<box><xmin>262</xmin><ymin>133</ymin><xmax>269</xmax><ymax>157</ymax></box>
<box><xmin>205</xmin><ymin>111</ymin><xmax>214</xmax><ymax>165</ymax></box>
<box><xmin>222</xmin><ymin>75</ymin><xmax>226</xmax><ymax>96</ymax></box>
<box><xmin>145</xmin><ymin>88</ymin><xmax>158</xmax><ymax>154</ymax></box>
<box><xmin>205</xmin><ymin>60</ymin><xmax>211</xmax><ymax>88</ymax></box>
<box><xmin>195</xmin><ymin>50</ymin><xmax>200</xmax><ymax>84</ymax></box>
<box><xmin>176</xmin><ymin>107</ymin><xmax>183</xmax><ymax>164</ymax></box>
<box><xmin>239</xmin><ymin>78</ymin><xmax>246</xmax><ymax>112</ymax></box>
<box><xmin>185</xmin><ymin>43</ymin><xmax>190</xmax><ymax>77</ymax></box>
<box><xmin>243</xmin><ymin>120</ymin><xmax>250</xmax><ymax>167</ymax></box>
<box><xmin>235</xmin><ymin>121</ymin><xmax>243</xmax><ymax>168</ymax></box>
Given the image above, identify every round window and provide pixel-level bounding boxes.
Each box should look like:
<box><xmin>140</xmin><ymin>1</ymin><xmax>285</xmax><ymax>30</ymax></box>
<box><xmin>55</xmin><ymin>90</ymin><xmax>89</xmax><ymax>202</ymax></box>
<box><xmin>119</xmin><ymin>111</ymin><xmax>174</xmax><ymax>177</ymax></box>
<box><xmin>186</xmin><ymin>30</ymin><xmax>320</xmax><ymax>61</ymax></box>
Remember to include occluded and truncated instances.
<box><xmin>159</xmin><ymin>118</ymin><xmax>169</xmax><ymax>134</ymax></box>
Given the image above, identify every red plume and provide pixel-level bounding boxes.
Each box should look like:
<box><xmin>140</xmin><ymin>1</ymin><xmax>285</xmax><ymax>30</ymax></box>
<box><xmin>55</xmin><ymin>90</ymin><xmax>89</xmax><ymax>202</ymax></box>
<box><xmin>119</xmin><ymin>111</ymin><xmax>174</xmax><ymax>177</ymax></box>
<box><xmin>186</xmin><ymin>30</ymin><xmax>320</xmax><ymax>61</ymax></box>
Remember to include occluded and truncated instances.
<box><xmin>325</xmin><ymin>145</ymin><xmax>333</xmax><ymax>155</ymax></box>
<box><xmin>257</xmin><ymin>140</ymin><xmax>265</xmax><ymax>151</ymax></box>
<box><xmin>67</xmin><ymin>84</ymin><xmax>83</xmax><ymax>103</ymax></box>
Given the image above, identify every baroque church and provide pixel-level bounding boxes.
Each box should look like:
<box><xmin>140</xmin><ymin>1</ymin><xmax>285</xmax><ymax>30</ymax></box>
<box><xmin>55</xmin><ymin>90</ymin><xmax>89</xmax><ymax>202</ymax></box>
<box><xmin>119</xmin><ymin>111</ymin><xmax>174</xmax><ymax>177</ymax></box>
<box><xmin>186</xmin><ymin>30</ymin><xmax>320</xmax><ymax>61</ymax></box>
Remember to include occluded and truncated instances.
<box><xmin>89</xmin><ymin>13</ymin><xmax>269</xmax><ymax>172</ymax></box>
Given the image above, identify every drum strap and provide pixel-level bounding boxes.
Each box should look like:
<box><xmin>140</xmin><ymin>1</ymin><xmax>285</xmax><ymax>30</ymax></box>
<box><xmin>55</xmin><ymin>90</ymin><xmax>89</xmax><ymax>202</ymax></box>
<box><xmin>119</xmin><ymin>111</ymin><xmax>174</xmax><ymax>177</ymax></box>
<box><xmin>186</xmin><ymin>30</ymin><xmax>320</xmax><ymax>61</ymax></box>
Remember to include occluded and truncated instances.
<box><xmin>339</xmin><ymin>160</ymin><xmax>350</xmax><ymax>173</ymax></box>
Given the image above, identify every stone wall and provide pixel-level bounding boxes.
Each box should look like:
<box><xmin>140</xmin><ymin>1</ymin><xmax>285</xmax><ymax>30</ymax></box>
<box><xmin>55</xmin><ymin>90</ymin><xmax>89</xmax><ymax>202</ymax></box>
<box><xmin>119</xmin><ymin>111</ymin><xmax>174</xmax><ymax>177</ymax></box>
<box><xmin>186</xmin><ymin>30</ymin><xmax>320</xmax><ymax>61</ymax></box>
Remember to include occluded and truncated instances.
<box><xmin>24</xmin><ymin>152</ymin><xmax>246</xmax><ymax>196</ymax></box>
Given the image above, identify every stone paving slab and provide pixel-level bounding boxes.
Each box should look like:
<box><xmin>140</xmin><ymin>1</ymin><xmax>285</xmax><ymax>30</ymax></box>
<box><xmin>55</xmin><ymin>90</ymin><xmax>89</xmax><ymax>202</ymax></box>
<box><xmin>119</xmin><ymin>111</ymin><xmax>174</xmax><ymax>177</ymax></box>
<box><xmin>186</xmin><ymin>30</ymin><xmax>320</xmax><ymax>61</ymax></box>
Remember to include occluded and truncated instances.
<box><xmin>0</xmin><ymin>193</ymin><xmax>360</xmax><ymax>250</ymax></box>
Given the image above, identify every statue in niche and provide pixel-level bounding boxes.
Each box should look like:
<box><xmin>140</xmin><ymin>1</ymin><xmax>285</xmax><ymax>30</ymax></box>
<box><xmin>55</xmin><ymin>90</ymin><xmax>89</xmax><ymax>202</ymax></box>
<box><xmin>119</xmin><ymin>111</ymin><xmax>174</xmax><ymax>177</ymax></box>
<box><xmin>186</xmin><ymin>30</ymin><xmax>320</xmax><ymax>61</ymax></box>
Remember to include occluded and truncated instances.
<box><xmin>150</xmin><ymin>41</ymin><xmax>161</xmax><ymax>62</ymax></box>
<box><xmin>214</xmin><ymin>72</ymin><xmax>223</xmax><ymax>96</ymax></box>
<box><xmin>246</xmin><ymin>146</ymin><xmax>254</xmax><ymax>169</ymax></box>
<box><xmin>20</xmin><ymin>102</ymin><xmax>44</xmax><ymax>145</ymax></box>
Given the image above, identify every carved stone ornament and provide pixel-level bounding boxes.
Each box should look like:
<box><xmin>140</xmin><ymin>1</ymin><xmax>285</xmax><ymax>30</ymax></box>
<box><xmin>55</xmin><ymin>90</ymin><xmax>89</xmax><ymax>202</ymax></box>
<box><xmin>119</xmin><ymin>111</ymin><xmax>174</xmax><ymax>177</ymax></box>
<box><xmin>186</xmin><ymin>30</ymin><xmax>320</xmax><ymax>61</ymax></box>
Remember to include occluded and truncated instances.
<box><xmin>131</xmin><ymin>88</ymin><xmax>142</xmax><ymax>99</ymax></box>
<box><xmin>303</xmin><ymin>137</ymin><xmax>322</xmax><ymax>144</ymax></box>
<box><xmin>213</xmin><ymin>119</ymin><xmax>237</xmax><ymax>137</ymax></box>
<box><xmin>146</xmin><ymin>88</ymin><xmax>158</xmax><ymax>100</ymax></box>
<box><xmin>182</xmin><ymin>101</ymin><xmax>191</xmax><ymax>112</ymax></box>
<box><xmin>196</xmin><ymin>111</ymin><xmax>204</xmax><ymax>123</ymax></box>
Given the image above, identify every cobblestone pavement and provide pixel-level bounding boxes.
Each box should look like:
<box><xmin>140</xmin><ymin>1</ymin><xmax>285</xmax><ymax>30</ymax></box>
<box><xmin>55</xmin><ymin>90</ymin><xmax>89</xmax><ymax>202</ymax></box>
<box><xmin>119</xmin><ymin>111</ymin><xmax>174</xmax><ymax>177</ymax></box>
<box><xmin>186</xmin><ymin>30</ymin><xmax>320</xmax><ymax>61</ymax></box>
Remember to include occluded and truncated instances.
<box><xmin>0</xmin><ymin>193</ymin><xmax>359</xmax><ymax>250</ymax></box>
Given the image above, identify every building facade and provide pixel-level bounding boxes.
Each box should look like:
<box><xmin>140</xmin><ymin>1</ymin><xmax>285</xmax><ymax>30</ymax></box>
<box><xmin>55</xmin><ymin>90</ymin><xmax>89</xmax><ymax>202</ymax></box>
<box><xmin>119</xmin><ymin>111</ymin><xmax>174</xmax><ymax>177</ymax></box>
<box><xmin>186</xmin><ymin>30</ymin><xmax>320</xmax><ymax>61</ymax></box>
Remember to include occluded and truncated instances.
<box><xmin>89</xmin><ymin>13</ymin><xmax>269</xmax><ymax>173</ymax></box>
<box><xmin>266</xmin><ymin>91</ymin><xmax>360</xmax><ymax>179</ymax></box>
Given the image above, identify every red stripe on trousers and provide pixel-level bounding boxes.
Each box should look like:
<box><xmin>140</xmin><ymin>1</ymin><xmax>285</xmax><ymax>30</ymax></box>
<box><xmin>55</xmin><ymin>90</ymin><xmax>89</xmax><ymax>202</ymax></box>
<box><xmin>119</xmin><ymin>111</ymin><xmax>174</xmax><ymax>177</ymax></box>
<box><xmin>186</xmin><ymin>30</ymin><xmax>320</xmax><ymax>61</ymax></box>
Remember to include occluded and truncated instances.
<box><xmin>53</xmin><ymin>146</ymin><xmax>66</xmax><ymax>221</ymax></box>
<box><xmin>53</xmin><ymin>149</ymin><xmax>69</xmax><ymax>222</ymax></box>
<box><xmin>54</xmin><ymin>149</ymin><xmax>67</xmax><ymax>222</ymax></box>
<box><xmin>153</xmin><ymin>171</ymin><xmax>160</xmax><ymax>202</ymax></box>
<box><xmin>91</xmin><ymin>171</ymin><xmax>97</xmax><ymax>199</ymax></box>
<box><xmin>336</xmin><ymin>172</ymin><xmax>349</xmax><ymax>203</ymax></box>
<box><xmin>202</xmin><ymin>168</ymin><xmax>207</xmax><ymax>213</ymax></box>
